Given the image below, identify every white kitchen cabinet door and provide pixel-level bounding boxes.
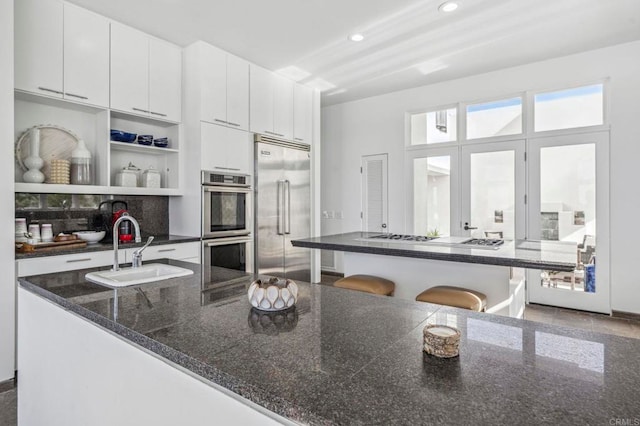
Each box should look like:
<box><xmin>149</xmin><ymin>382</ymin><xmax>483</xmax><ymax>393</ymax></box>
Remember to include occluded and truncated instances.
<box><xmin>293</xmin><ymin>84</ymin><xmax>313</xmax><ymax>144</ymax></box>
<box><xmin>249</xmin><ymin>65</ymin><xmax>275</xmax><ymax>135</ymax></box>
<box><xmin>149</xmin><ymin>39</ymin><xmax>182</xmax><ymax>122</ymax></box>
<box><xmin>226</xmin><ymin>128</ymin><xmax>252</xmax><ymax>175</ymax></box>
<box><xmin>15</xmin><ymin>0</ymin><xmax>64</xmax><ymax>98</ymax></box>
<box><xmin>63</xmin><ymin>4</ymin><xmax>109</xmax><ymax>108</ymax></box>
<box><xmin>226</xmin><ymin>55</ymin><xmax>249</xmax><ymax>131</ymax></box>
<box><xmin>110</xmin><ymin>23</ymin><xmax>149</xmax><ymax>116</ymax></box>
<box><xmin>201</xmin><ymin>121</ymin><xmax>227</xmax><ymax>171</ymax></box>
<box><xmin>200</xmin><ymin>44</ymin><xmax>227</xmax><ymax>126</ymax></box>
<box><xmin>273</xmin><ymin>75</ymin><xmax>294</xmax><ymax>140</ymax></box>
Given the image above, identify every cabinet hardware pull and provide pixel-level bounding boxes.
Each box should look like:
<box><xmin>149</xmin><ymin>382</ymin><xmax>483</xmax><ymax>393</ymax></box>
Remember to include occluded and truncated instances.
<box><xmin>214</xmin><ymin>118</ymin><xmax>228</xmax><ymax>124</ymax></box>
<box><xmin>276</xmin><ymin>133</ymin><xmax>285</xmax><ymax>137</ymax></box>
<box><xmin>227</xmin><ymin>122</ymin><xmax>241</xmax><ymax>127</ymax></box>
<box><xmin>265</xmin><ymin>130</ymin><xmax>277</xmax><ymax>135</ymax></box>
<box><xmin>294</xmin><ymin>138</ymin><xmax>304</xmax><ymax>141</ymax></box>
<box><xmin>65</xmin><ymin>92</ymin><xmax>88</xmax><ymax>100</ymax></box>
<box><xmin>150</xmin><ymin>111</ymin><xmax>167</xmax><ymax>117</ymax></box>
<box><xmin>66</xmin><ymin>258</ymin><xmax>92</xmax><ymax>263</ymax></box>
<box><xmin>38</xmin><ymin>87</ymin><xmax>64</xmax><ymax>95</ymax></box>
<box><xmin>158</xmin><ymin>248</ymin><xmax>176</xmax><ymax>253</ymax></box>
<box><xmin>132</xmin><ymin>107</ymin><xmax>150</xmax><ymax>113</ymax></box>
<box><xmin>214</xmin><ymin>166</ymin><xmax>241</xmax><ymax>171</ymax></box>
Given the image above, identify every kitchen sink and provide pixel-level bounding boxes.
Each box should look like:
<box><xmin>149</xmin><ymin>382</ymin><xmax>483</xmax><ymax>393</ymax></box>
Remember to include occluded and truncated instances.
<box><xmin>85</xmin><ymin>263</ymin><xmax>194</xmax><ymax>288</ymax></box>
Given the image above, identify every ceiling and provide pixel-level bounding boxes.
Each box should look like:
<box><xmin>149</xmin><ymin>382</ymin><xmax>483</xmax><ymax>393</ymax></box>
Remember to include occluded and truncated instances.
<box><xmin>68</xmin><ymin>0</ymin><xmax>640</xmax><ymax>106</ymax></box>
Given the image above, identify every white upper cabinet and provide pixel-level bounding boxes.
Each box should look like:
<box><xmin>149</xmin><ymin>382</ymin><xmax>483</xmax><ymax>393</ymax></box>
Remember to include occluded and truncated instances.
<box><xmin>249</xmin><ymin>65</ymin><xmax>275</xmax><ymax>136</ymax></box>
<box><xmin>110</xmin><ymin>23</ymin><xmax>149</xmax><ymax>116</ymax></box>
<box><xmin>293</xmin><ymin>84</ymin><xmax>313</xmax><ymax>144</ymax></box>
<box><xmin>200</xmin><ymin>122</ymin><xmax>252</xmax><ymax>175</ymax></box>
<box><xmin>149</xmin><ymin>39</ymin><xmax>182</xmax><ymax>122</ymax></box>
<box><xmin>63</xmin><ymin>4</ymin><xmax>110</xmax><ymax>107</ymax></box>
<box><xmin>226</xmin><ymin>55</ymin><xmax>249</xmax><ymax>130</ymax></box>
<box><xmin>15</xmin><ymin>0</ymin><xmax>63</xmax><ymax>98</ymax></box>
<box><xmin>15</xmin><ymin>0</ymin><xmax>109</xmax><ymax>107</ymax></box>
<box><xmin>111</xmin><ymin>23</ymin><xmax>181</xmax><ymax>122</ymax></box>
<box><xmin>273</xmin><ymin>75</ymin><xmax>293</xmax><ymax>140</ymax></box>
<box><xmin>197</xmin><ymin>43</ymin><xmax>249</xmax><ymax>130</ymax></box>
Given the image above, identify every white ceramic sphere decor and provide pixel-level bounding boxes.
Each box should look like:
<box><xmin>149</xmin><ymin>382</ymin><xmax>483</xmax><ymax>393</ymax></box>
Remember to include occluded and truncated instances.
<box><xmin>248</xmin><ymin>277</ymin><xmax>298</xmax><ymax>312</ymax></box>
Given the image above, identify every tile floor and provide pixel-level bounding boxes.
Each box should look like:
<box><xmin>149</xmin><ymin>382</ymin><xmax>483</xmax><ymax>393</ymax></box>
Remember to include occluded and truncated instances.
<box><xmin>1</xmin><ymin>277</ymin><xmax>637</xmax><ymax>426</ymax></box>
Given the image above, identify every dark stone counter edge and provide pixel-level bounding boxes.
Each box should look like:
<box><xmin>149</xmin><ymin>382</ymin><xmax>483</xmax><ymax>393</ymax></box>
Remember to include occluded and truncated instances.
<box><xmin>291</xmin><ymin>240</ymin><xmax>576</xmax><ymax>272</ymax></box>
<box><xmin>18</xmin><ymin>278</ymin><xmax>336</xmax><ymax>426</ymax></box>
<box><xmin>15</xmin><ymin>235</ymin><xmax>202</xmax><ymax>260</ymax></box>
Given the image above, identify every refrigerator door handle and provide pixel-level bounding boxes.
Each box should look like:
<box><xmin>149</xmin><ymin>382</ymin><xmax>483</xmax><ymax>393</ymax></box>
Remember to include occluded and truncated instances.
<box><xmin>277</xmin><ymin>180</ymin><xmax>285</xmax><ymax>235</ymax></box>
<box><xmin>284</xmin><ymin>180</ymin><xmax>291</xmax><ymax>235</ymax></box>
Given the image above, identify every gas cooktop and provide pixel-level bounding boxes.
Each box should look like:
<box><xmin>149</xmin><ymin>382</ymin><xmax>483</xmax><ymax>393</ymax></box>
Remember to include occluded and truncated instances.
<box><xmin>364</xmin><ymin>234</ymin><xmax>505</xmax><ymax>249</ymax></box>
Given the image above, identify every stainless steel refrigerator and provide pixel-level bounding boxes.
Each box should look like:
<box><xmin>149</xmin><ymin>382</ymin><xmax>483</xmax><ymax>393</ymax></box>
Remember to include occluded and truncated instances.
<box><xmin>254</xmin><ymin>134</ymin><xmax>311</xmax><ymax>282</ymax></box>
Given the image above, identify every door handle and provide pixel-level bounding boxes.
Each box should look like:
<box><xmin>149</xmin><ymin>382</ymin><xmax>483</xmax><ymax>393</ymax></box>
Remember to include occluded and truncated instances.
<box><xmin>464</xmin><ymin>222</ymin><xmax>478</xmax><ymax>231</ymax></box>
<box><xmin>284</xmin><ymin>180</ymin><xmax>291</xmax><ymax>235</ymax></box>
<box><xmin>277</xmin><ymin>180</ymin><xmax>285</xmax><ymax>235</ymax></box>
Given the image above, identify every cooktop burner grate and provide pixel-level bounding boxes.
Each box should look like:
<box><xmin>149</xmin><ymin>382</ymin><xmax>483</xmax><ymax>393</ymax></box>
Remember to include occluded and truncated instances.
<box><xmin>368</xmin><ymin>234</ymin><xmax>439</xmax><ymax>242</ymax></box>
<box><xmin>462</xmin><ymin>238</ymin><xmax>504</xmax><ymax>247</ymax></box>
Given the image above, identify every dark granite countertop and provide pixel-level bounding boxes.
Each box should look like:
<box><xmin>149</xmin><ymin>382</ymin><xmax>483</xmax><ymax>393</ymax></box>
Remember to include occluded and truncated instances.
<box><xmin>292</xmin><ymin>232</ymin><xmax>578</xmax><ymax>271</ymax></box>
<box><xmin>15</xmin><ymin>234</ymin><xmax>200</xmax><ymax>260</ymax></box>
<box><xmin>19</xmin><ymin>262</ymin><xmax>640</xmax><ymax>425</ymax></box>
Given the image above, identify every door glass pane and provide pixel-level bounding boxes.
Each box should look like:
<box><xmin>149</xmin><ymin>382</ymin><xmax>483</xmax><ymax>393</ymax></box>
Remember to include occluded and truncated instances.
<box><xmin>467</xmin><ymin>98</ymin><xmax>522</xmax><ymax>140</ymax></box>
<box><xmin>534</xmin><ymin>84</ymin><xmax>603</xmax><ymax>132</ymax></box>
<box><xmin>469</xmin><ymin>151</ymin><xmax>514</xmax><ymax>239</ymax></box>
<box><xmin>414</xmin><ymin>156</ymin><xmax>450</xmax><ymax>236</ymax></box>
<box><xmin>410</xmin><ymin>108</ymin><xmax>457</xmax><ymax>145</ymax></box>
<box><xmin>539</xmin><ymin>143</ymin><xmax>596</xmax><ymax>292</ymax></box>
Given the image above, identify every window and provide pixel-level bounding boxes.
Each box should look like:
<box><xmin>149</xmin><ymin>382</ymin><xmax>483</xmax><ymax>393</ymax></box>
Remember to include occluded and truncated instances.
<box><xmin>466</xmin><ymin>97</ymin><xmax>522</xmax><ymax>140</ymax></box>
<box><xmin>15</xmin><ymin>193</ymin><xmax>102</xmax><ymax>210</ymax></box>
<box><xmin>413</xmin><ymin>156</ymin><xmax>451</xmax><ymax>236</ymax></box>
<box><xmin>534</xmin><ymin>84</ymin><xmax>603</xmax><ymax>132</ymax></box>
<box><xmin>410</xmin><ymin>108</ymin><xmax>457</xmax><ymax>145</ymax></box>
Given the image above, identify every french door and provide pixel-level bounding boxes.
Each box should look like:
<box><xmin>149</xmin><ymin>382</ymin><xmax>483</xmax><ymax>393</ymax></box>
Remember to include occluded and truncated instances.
<box><xmin>460</xmin><ymin>141</ymin><xmax>526</xmax><ymax>240</ymax></box>
<box><xmin>526</xmin><ymin>132</ymin><xmax>610</xmax><ymax>313</ymax></box>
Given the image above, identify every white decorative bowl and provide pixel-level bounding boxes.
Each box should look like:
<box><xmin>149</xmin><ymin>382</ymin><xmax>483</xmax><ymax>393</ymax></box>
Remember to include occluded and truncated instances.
<box><xmin>247</xmin><ymin>277</ymin><xmax>298</xmax><ymax>312</ymax></box>
<box><xmin>73</xmin><ymin>230</ymin><xmax>106</xmax><ymax>244</ymax></box>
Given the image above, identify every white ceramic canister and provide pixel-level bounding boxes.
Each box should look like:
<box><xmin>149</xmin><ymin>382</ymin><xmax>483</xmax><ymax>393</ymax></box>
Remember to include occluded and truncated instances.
<box><xmin>40</xmin><ymin>223</ymin><xmax>53</xmax><ymax>242</ymax></box>
<box><xmin>115</xmin><ymin>163</ymin><xmax>140</xmax><ymax>187</ymax></box>
<box><xmin>28</xmin><ymin>224</ymin><xmax>41</xmax><ymax>242</ymax></box>
<box><xmin>141</xmin><ymin>166</ymin><xmax>161</xmax><ymax>188</ymax></box>
<box><xmin>15</xmin><ymin>218</ymin><xmax>27</xmax><ymax>242</ymax></box>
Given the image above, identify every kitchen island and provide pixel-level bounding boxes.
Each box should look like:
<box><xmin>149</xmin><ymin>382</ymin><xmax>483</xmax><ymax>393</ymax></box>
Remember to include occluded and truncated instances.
<box><xmin>18</xmin><ymin>261</ymin><xmax>639</xmax><ymax>425</ymax></box>
<box><xmin>292</xmin><ymin>232</ymin><xmax>579</xmax><ymax>317</ymax></box>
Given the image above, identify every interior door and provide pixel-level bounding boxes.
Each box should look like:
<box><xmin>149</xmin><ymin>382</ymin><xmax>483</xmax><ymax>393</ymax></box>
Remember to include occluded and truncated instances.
<box><xmin>361</xmin><ymin>154</ymin><xmax>388</xmax><ymax>233</ymax></box>
<box><xmin>527</xmin><ymin>132</ymin><xmax>610</xmax><ymax>313</ymax></box>
<box><xmin>283</xmin><ymin>146</ymin><xmax>311</xmax><ymax>282</ymax></box>
<box><xmin>460</xmin><ymin>141</ymin><xmax>526</xmax><ymax>240</ymax></box>
<box><xmin>255</xmin><ymin>142</ymin><xmax>285</xmax><ymax>277</ymax></box>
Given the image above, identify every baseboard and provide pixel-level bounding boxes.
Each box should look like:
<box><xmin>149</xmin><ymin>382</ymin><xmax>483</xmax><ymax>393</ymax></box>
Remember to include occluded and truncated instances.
<box><xmin>612</xmin><ymin>310</ymin><xmax>640</xmax><ymax>322</ymax></box>
<box><xmin>321</xmin><ymin>270</ymin><xmax>344</xmax><ymax>277</ymax></box>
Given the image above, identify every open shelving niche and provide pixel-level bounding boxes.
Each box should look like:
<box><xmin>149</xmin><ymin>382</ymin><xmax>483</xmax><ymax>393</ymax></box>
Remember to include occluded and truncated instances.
<box><xmin>14</xmin><ymin>91</ymin><xmax>182</xmax><ymax>196</ymax></box>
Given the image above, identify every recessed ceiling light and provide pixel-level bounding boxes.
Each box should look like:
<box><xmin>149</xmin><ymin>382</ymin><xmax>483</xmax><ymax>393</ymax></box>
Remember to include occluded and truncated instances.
<box><xmin>348</xmin><ymin>33</ymin><xmax>365</xmax><ymax>42</ymax></box>
<box><xmin>438</xmin><ymin>2</ymin><xmax>459</xmax><ymax>12</ymax></box>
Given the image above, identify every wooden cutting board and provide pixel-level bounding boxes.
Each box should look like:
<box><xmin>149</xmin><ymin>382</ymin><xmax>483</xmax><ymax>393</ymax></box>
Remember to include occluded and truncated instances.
<box><xmin>16</xmin><ymin>239</ymin><xmax>88</xmax><ymax>253</ymax></box>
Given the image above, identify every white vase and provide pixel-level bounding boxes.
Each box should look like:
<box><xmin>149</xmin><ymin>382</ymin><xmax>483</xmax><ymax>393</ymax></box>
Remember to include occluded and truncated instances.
<box><xmin>23</xmin><ymin>128</ymin><xmax>45</xmax><ymax>183</ymax></box>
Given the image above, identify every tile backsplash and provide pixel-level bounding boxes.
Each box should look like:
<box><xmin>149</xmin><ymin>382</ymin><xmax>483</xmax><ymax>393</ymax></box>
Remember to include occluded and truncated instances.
<box><xmin>15</xmin><ymin>194</ymin><xmax>169</xmax><ymax>238</ymax></box>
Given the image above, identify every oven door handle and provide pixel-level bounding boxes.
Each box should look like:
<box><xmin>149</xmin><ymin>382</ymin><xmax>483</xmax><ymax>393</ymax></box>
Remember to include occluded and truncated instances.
<box><xmin>203</xmin><ymin>186</ymin><xmax>252</xmax><ymax>194</ymax></box>
<box><xmin>277</xmin><ymin>180</ymin><xmax>285</xmax><ymax>235</ymax></box>
<box><xmin>204</xmin><ymin>236</ymin><xmax>252</xmax><ymax>247</ymax></box>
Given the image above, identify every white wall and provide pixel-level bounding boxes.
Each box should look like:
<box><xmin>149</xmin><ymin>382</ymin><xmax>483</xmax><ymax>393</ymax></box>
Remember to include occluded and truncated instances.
<box><xmin>1</xmin><ymin>0</ymin><xmax>15</xmax><ymax>381</ymax></box>
<box><xmin>321</xmin><ymin>40</ymin><xmax>640</xmax><ymax>315</ymax></box>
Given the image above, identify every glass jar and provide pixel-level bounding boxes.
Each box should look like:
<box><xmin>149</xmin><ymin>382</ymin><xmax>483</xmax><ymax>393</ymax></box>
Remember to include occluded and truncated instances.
<box><xmin>70</xmin><ymin>139</ymin><xmax>93</xmax><ymax>185</ymax></box>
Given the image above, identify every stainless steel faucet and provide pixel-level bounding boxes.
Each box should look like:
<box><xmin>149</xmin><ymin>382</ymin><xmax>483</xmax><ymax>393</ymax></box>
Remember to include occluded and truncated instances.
<box><xmin>132</xmin><ymin>236</ymin><xmax>154</xmax><ymax>268</ymax></box>
<box><xmin>112</xmin><ymin>213</ymin><xmax>142</xmax><ymax>271</ymax></box>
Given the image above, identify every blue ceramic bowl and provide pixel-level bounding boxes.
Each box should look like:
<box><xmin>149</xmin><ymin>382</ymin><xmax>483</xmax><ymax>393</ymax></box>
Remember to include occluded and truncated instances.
<box><xmin>138</xmin><ymin>135</ymin><xmax>153</xmax><ymax>146</ymax></box>
<box><xmin>110</xmin><ymin>130</ymin><xmax>137</xmax><ymax>143</ymax></box>
<box><xmin>111</xmin><ymin>129</ymin><xmax>137</xmax><ymax>143</ymax></box>
<box><xmin>153</xmin><ymin>137</ymin><xmax>169</xmax><ymax>148</ymax></box>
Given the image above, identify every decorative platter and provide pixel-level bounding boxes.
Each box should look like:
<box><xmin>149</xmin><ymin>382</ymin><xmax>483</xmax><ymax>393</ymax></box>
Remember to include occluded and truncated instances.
<box><xmin>15</xmin><ymin>125</ymin><xmax>81</xmax><ymax>182</ymax></box>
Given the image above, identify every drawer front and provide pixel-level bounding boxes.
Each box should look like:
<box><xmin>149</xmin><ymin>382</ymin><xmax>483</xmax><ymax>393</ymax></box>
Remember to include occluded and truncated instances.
<box><xmin>17</xmin><ymin>250</ymin><xmax>117</xmax><ymax>277</ymax></box>
<box><xmin>129</xmin><ymin>242</ymin><xmax>200</xmax><ymax>263</ymax></box>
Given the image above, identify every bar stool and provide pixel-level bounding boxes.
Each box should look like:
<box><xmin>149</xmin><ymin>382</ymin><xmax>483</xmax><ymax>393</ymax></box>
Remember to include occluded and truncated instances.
<box><xmin>415</xmin><ymin>286</ymin><xmax>487</xmax><ymax>312</ymax></box>
<box><xmin>334</xmin><ymin>274</ymin><xmax>395</xmax><ymax>296</ymax></box>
